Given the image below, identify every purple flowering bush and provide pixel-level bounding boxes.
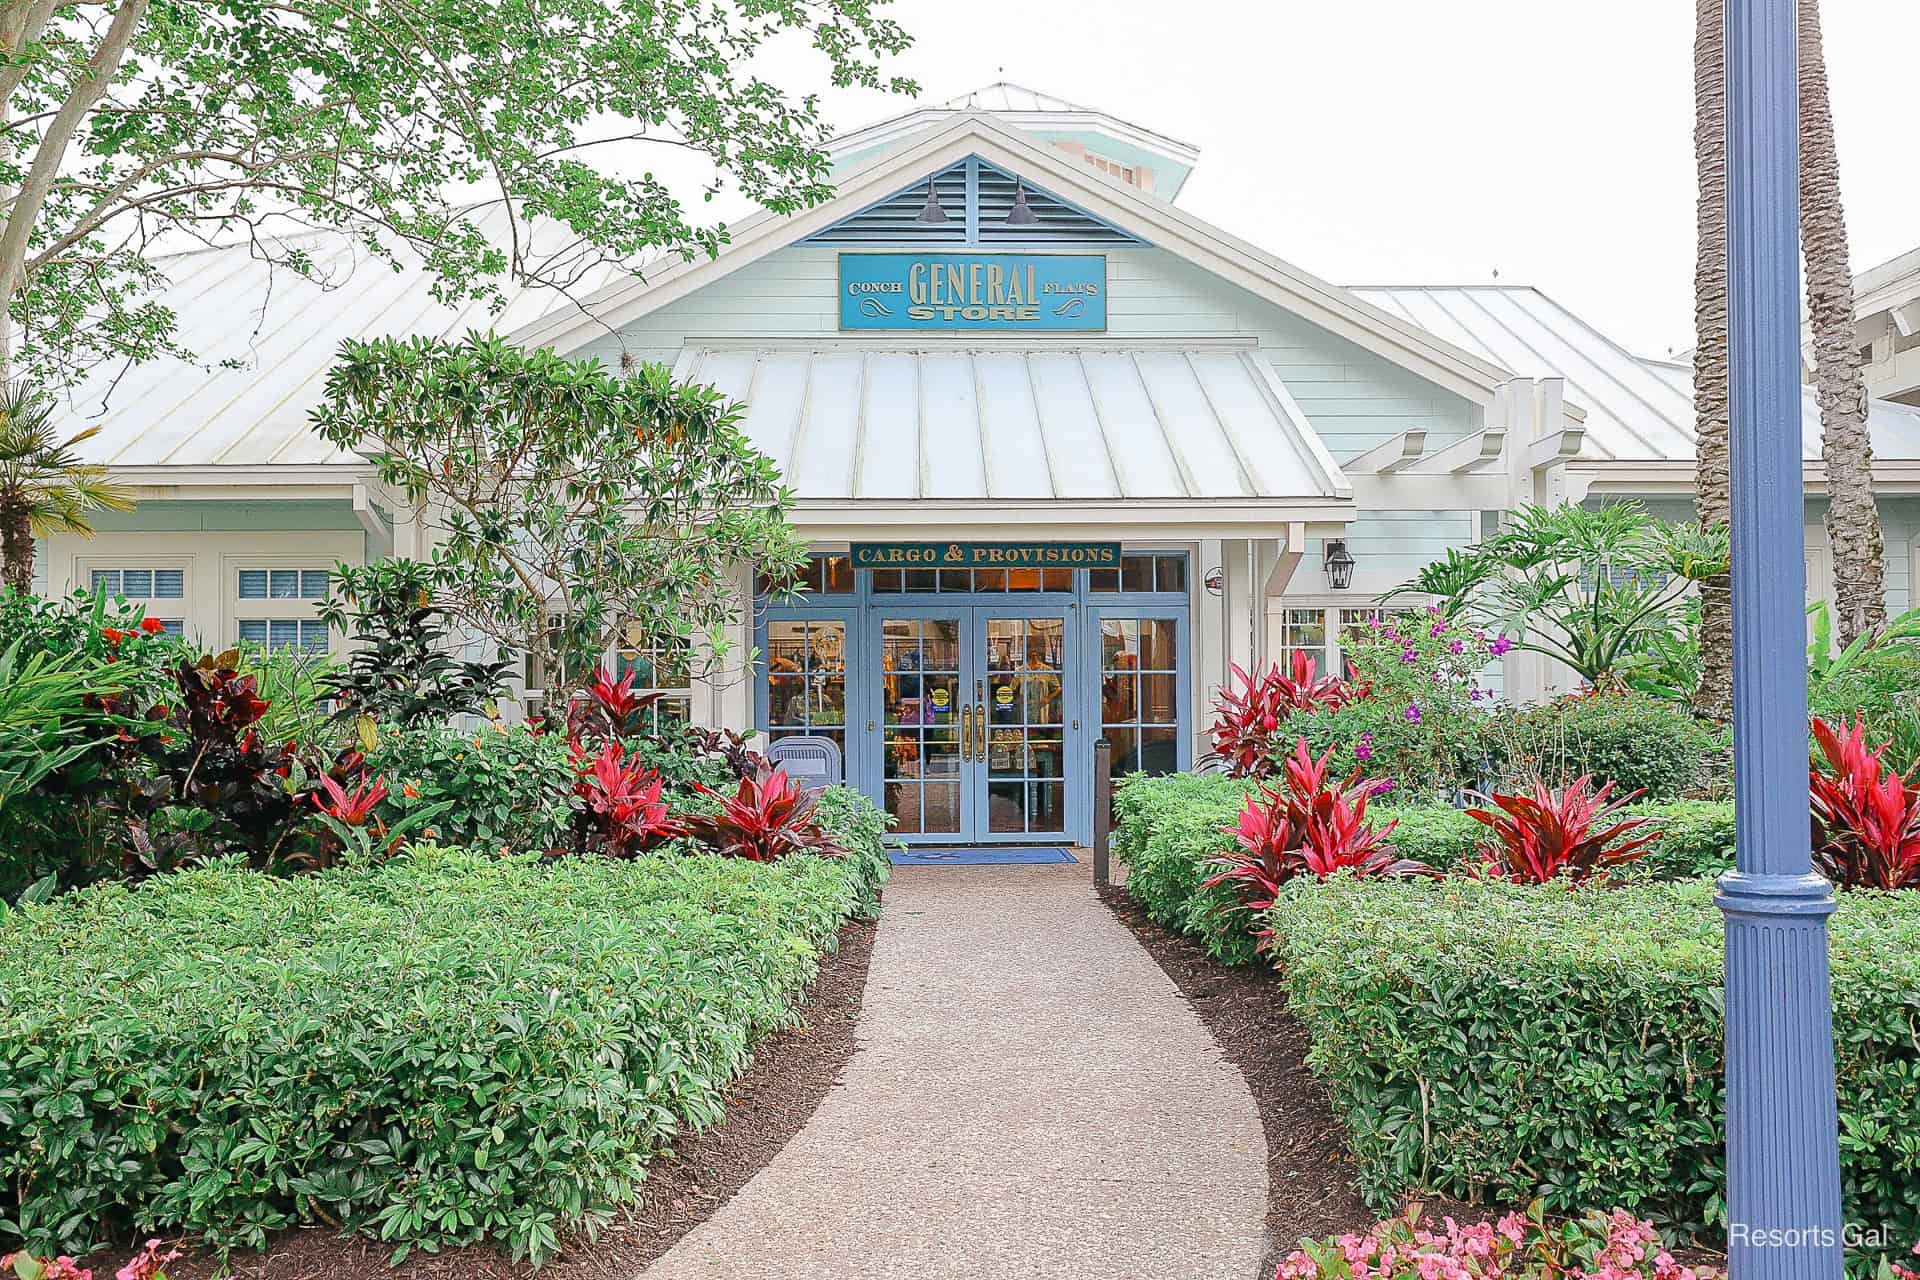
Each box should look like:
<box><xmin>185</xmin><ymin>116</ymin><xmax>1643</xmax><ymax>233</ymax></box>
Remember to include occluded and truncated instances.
<box><xmin>1279</xmin><ymin>610</ymin><xmax>1502</xmax><ymax>800</ymax></box>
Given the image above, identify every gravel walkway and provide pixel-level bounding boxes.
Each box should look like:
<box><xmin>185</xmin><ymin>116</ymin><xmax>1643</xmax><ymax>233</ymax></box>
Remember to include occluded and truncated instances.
<box><xmin>641</xmin><ymin>860</ymin><xmax>1268</xmax><ymax>1280</ymax></box>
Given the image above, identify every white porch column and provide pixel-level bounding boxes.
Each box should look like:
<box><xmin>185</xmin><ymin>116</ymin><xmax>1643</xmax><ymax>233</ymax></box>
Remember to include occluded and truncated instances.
<box><xmin>693</xmin><ymin>563</ymin><xmax>756</xmax><ymax>733</ymax></box>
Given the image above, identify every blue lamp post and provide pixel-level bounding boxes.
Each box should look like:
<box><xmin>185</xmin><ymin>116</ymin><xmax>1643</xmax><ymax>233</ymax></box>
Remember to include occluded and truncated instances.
<box><xmin>1717</xmin><ymin>0</ymin><xmax>1846</xmax><ymax>1275</ymax></box>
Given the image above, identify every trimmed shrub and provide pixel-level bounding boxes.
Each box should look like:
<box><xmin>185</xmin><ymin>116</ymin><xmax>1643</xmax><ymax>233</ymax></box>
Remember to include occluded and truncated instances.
<box><xmin>1267</xmin><ymin>875</ymin><xmax>1920</xmax><ymax>1252</ymax></box>
<box><xmin>365</xmin><ymin>720</ymin><xmax>577</xmax><ymax>855</ymax></box>
<box><xmin>1621</xmin><ymin>799</ymin><xmax>1735</xmax><ymax>881</ymax></box>
<box><xmin>1370</xmin><ymin>804</ymin><xmax>1481</xmax><ymax>871</ymax></box>
<box><xmin>1111</xmin><ymin>771</ymin><xmax>1258</xmax><ymax>964</ymax></box>
<box><xmin>1112</xmin><ymin>775</ymin><xmax>1735</xmax><ymax>963</ymax></box>
<box><xmin>1480</xmin><ymin>693</ymin><xmax>1716</xmax><ymax>800</ymax></box>
<box><xmin>814</xmin><ymin>783</ymin><xmax>891</xmax><ymax>920</ymax></box>
<box><xmin>0</xmin><ymin>842</ymin><xmax>878</xmax><ymax>1263</ymax></box>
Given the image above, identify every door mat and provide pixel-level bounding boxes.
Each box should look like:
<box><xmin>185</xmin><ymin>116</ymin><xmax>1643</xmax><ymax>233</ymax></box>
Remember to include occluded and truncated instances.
<box><xmin>889</xmin><ymin>846</ymin><xmax>1079</xmax><ymax>866</ymax></box>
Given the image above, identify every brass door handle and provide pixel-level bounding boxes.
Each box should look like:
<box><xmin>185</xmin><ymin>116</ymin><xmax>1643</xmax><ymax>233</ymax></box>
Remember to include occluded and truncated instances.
<box><xmin>960</xmin><ymin>703</ymin><xmax>974</xmax><ymax>762</ymax></box>
<box><xmin>974</xmin><ymin>703</ymin><xmax>987</xmax><ymax>761</ymax></box>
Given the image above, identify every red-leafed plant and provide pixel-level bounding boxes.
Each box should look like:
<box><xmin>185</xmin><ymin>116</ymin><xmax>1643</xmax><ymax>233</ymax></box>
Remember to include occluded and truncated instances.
<box><xmin>1809</xmin><ymin>716</ymin><xmax>1920</xmax><ymax>890</ymax></box>
<box><xmin>308</xmin><ymin>769</ymin><xmax>451</xmax><ymax>867</ymax></box>
<box><xmin>1205</xmin><ymin>738</ymin><xmax>1429</xmax><ymax>942</ymax></box>
<box><xmin>1208</xmin><ymin>654</ymin><xmax>1369</xmax><ymax>779</ymax></box>
<box><xmin>566</xmin><ymin>664</ymin><xmax>666</xmax><ymax>744</ymax></box>
<box><xmin>570</xmin><ymin>740</ymin><xmax>684</xmax><ymax>857</ymax></box>
<box><xmin>682</xmin><ymin>767</ymin><xmax>843</xmax><ymax>862</ymax></box>
<box><xmin>1466</xmin><ymin>775</ymin><xmax>1659</xmax><ymax>885</ymax></box>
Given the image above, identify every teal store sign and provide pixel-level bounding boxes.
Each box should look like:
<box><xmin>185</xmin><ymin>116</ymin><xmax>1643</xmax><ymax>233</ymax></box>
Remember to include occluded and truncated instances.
<box><xmin>851</xmin><ymin>542</ymin><xmax>1120</xmax><ymax>569</ymax></box>
<box><xmin>839</xmin><ymin>253</ymin><xmax>1107</xmax><ymax>332</ymax></box>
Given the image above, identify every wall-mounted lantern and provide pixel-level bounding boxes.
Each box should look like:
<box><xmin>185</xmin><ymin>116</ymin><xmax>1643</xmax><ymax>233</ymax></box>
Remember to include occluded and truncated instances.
<box><xmin>1324</xmin><ymin>539</ymin><xmax>1356</xmax><ymax>590</ymax></box>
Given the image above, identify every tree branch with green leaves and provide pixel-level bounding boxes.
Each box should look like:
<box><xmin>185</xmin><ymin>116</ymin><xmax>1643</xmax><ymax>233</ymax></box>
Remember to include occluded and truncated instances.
<box><xmin>312</xmin><ymin>331</ymin><xmax>806</xmax><ymax>701</ymax></box>
<box><xmin>0</xmin><ymin>0</ymin><xmax>916</xmax><ymax>390</ymax></box>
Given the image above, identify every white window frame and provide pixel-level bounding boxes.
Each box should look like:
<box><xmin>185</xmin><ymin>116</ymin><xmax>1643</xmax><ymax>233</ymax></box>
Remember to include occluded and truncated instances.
<box><xmin>224</xmin><ymin>555</ymin><xmax>337</xmax><ymax>656</ymax></box>
<box><xmin>1274</xmin><ymin>601</ymin><xmax>1384</xmax><ymax>679</ymax></box>
<box><xmin>520</xmin><ymin>615</ymin><xmax>693</xmax><ymax>730</ymax></box>
<box><xmin>75</xmin><ymin>554</ymin><xmax>194</xmax><ymax>638</ymax></box>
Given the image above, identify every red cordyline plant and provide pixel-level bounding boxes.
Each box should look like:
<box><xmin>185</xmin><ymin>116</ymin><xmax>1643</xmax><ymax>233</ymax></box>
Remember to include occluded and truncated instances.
<box><xmin>1466</xmin><ymin>775</ymin><xmax>1659</xmax><ymax>885</ymax></box>
<box><xmin>564</xmin><ymin>664</ymin><xmax>667</xmax><ymax>744</ymax></box>
<box><xmin>570</xmin><ymin>740</ymin><xmax>684</xmax><ymax>857</ymax></box>
<box><xmin>1808</xmin><ymin>716</ymin><xmax>1920</xmax><ymax>890</ymax></box>
<box><xmin>1206</xmin><ymin>738</ymin><xmax>1430</xmax><ymax>940</ymax></box>
<box><xmin>1208</xmin><ymin>653</ymin><xmax>1370</xmax><ymax>778</ymax></box>
<box><xmin>683</xmin><ymin>767</ymin><xmax>843</xmax><ymax>863</ymax></box>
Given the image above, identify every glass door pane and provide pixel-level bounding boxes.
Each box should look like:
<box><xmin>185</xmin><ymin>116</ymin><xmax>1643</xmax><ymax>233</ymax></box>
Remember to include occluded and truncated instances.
<box><xmin>879</xmin><ymin>616</ymin><xmax>964</xmax><ymax>836</ymax></box>
<box><xmin>1098</xmin><ymin>616</ymin><xmax>1183</xmax><ymax>799</ymax></box>
<box><xmin>980</xmin><ymin>615</ymin><xmax>1070</xmax><ymax>837</ymax></box>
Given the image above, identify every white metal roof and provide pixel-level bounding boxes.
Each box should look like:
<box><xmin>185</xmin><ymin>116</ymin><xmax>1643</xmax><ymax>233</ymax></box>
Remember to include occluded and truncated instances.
<box><xmin>826</xmin><ymin>82</ymin><xmax>1202</xmax><ymax>172</ymax></box>
<box><xmin>1354</xmin><ymin>284</ymin><xmax>1920</xmax><ymax>463</ymax></box>
<box><xmin>670</xmin><ymin>340</ymin><xmax>1350</xmax><ymax>503</ymax></box>
<box><xmin>51</xmin><ymin>209</ymin><xmax>620</xmax><ymax>469</ymax></box>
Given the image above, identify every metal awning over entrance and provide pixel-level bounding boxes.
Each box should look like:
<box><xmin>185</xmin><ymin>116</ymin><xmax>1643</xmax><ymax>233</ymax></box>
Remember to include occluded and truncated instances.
<box><xmin>671</xmin><ymin>338</ymin><xmax>1353</xmax><ymax>509</ymax></box>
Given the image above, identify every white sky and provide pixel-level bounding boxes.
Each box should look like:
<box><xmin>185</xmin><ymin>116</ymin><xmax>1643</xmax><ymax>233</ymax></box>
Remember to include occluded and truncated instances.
<box><xmin>780</xmin><ymin>0</ymin><xmax>1920</xmax><ymax>360</ymax></box>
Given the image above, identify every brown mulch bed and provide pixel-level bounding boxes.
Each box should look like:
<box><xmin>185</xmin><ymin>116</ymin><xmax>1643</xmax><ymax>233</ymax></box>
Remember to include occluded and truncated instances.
<box><xmin>1098</xmin><ymin>885</ymin><xmax>1501</xmax><ymax>1279</ymax></box>
<box><xmin>83</xmin><ymin>917</ymin><xmax>878</xmax><ymax>1280</ymax></box>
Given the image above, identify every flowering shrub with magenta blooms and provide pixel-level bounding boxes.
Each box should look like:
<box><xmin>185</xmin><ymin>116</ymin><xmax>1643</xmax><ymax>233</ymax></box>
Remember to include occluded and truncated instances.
<box><xmin>1466</xmin><ymin>774</ymin><xmax>1659</xmax><ymax>885</ymax></box>
<box><xmin>1281</xmin><ymin>609</ymin><xmax>1500</xmax><ymax>800</ymax></box>
<box><xmin>1208</xmin><ymin>652</ymin><xmax>1366</xmax><ymax>779</ymax></box>
<box><xmin>1276</xmin><ymin>1203</ymin><xmax>1698</xmax><ymax>1280</ymax></box>
<box><xmin>1809</xmin><ymin>716</ymin><xmax>1920</xmax><ymax>890</ymax></box>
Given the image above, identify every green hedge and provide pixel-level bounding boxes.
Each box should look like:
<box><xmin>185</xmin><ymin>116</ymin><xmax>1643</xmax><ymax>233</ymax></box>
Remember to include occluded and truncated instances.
<box><xmin>1111</xmin><ymin>772</ymin><xmax>1258</xmax><ymax>964</ymax></box>
<box><xmin>1267</xmin><ymin>876</ymin><xmax>1920</xmax><ymax>1252</ymax></box>
<box><xmin>1481</xmin><ymin>693</ymin><xmax>1721</xmax><ymax>801</ymax></box>
<box><xmin>1112</xmin><ymin>772</ymin><xmax>1736</xmax><ymax>962</ymax></box>
<box><xmin>0</xmin><ymin>825</ymin><xmax>887</xmax><ymax>1263</ymax></box>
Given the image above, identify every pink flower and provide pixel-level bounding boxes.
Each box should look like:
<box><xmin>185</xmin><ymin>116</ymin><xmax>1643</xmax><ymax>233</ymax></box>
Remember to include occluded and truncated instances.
<box><xmin>1429</xmin><ymin>621</ymin><xmax>1447</xmax><ymax>637</ymax></box>
<box><xmin>1490</xmin><ymin>634</ymin><xmax>1514</xmax><ymax>657</ymax></box>
<box><xmin>1277</xmin><ymin>1250</ymin><xmax>1319</xmax><ymax>1280</ymax></box>
<box><xmin>1404</xmin><ymin>704</ymin><xmax>1421</xmax><ymax>723</ymax></box>
<box><xmin>1355</xmin><ymin>739</ymin><xmax>1374</xmax><ymax>762</ymax></box>
<box><xmin>117</xmin><ymin>1240</ymin><xmax>182</xmax><ymax>1280</ymax></box>
<box><xmin>1449</xmin><ymin>639</ymin><xmax>1465</xmax><ymax>654</ymax></box>
<box><xmin>1371</xmin><ymin>778</ymin><xmax>1396</xmax><ymax>796</ymax></box>
<box><xmin>1402</xmin><ymin>649</ymin><xmax>1418</xmax><ymax>663</ymax></box>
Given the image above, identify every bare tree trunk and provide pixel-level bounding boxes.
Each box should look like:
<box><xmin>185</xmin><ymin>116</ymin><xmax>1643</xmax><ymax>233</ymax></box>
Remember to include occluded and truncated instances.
<box><xmin>0</xmin><ymin>496</ymin><xmax>32</xmax><ymax>594</ymax></box>
<box><xmin>1799</xmin><ymin>0</ymin><xmax>1885</xmax><ymax>647</ymax></box>
<box><xmin>1692</xmin><ymin>0</ymin><xmax>1734</xmax><ymax>723</ymax></box>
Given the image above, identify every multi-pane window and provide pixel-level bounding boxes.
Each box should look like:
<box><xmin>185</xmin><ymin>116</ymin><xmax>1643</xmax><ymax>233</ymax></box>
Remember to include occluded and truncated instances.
<box><xmin>237</xmin><ymin>619</ymin><xmax>330</xmax><ymax>653</ymax></box>
<box><xmin>766</xmin><ymin>620</ymin><xmax>848</xmax><ymax>757</ymax></box>
<box><xmin>984</xmin><ymin>617</ymin><xmax>1067</xmax><ymax>834</ymax></box>
<box><xmin>1278</xmin><ymin>605</ymin><xmax>1381</xmax><ymax>679</ymax></box>
<box><xmin>237</xmin><ymin>568</ymin><xmax>330</xmax><ymax>600</ymax></box>
<box><xmin>879</xmin><ymin>618</ymin><xmax>962</xmax><ymax>836</ymax></box>
<box><xmin>90</xmin><ymin>566</ymin><xmax>186</xmax><ymax>635</ymax></box>
<box><xmin>1088</xmin><ymin>553</ymin><xmax>1188</xmax><ymax>595</ymax></box>
<box><xmin>235</xmin><ymin>566</ymin><xmax>332</xmax><ymax>654</ymax></box>
<box><xmin>1099</xmin><ymin>617</ymin><xmax>1180</xmax><ymax>782</ymax></box>
<box><xmin>613</xmin><ymin>626</ymin><xmax>693</xmax><ymax>731</ymax></box>
<box><xmin>758</xmin><ymin>554</ymin><xmax>854</xmax><ymax>597</ymax></box>
<box><xmin>868</xmin><ymin>566</ymin><xmax>1074</xmax><ymax>593</ymax></box>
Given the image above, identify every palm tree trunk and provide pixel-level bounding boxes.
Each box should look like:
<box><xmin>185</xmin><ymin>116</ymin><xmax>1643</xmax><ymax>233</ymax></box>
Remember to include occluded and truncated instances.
<box><xmin>0</xmin><ymin>494</ymin><xmax>32</xmax><ymax>594</ymax></box>
<box><xmin>1692</xmin><ymin>0</ymin><xmax>1734</xmax><ymax>723</ymax></box>
<box><xmin>1799</xmin><ymin>0</ymin><xmax>1886</xmax><ymax>647</ymax></box>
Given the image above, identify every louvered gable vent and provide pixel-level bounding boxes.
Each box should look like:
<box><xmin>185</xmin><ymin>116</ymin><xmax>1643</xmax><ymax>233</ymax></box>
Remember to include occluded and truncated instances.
<box><xmin>804</xmin><ymin>157</ymin><xmax>1143</xmax><ymax>248</ymax></box>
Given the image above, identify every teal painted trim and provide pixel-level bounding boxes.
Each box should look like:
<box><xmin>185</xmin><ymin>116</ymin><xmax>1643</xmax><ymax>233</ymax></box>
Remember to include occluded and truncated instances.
<box><xmin>89</xmin><ymin>500</ymin><xmax>361</xmax><ymax>533</ymax></box>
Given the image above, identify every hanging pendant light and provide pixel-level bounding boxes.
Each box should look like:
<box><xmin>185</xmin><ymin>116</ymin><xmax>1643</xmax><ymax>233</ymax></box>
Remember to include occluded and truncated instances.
<box><xmin>1005</xmin><ymin>179</ymin><xmax>1039</xmax><ymax>226</ymax></box>
<box><xmin>914</xmin><ymin>179</ymin><xmax>949</xmax><ymax>225</ymax></box>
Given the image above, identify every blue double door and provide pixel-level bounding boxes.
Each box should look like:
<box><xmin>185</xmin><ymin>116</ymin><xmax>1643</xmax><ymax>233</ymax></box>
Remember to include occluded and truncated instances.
<box><xmin>872</xmin><ymin>605</ymin><xmax>1078</xmax><ymax>844</ymax></box>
